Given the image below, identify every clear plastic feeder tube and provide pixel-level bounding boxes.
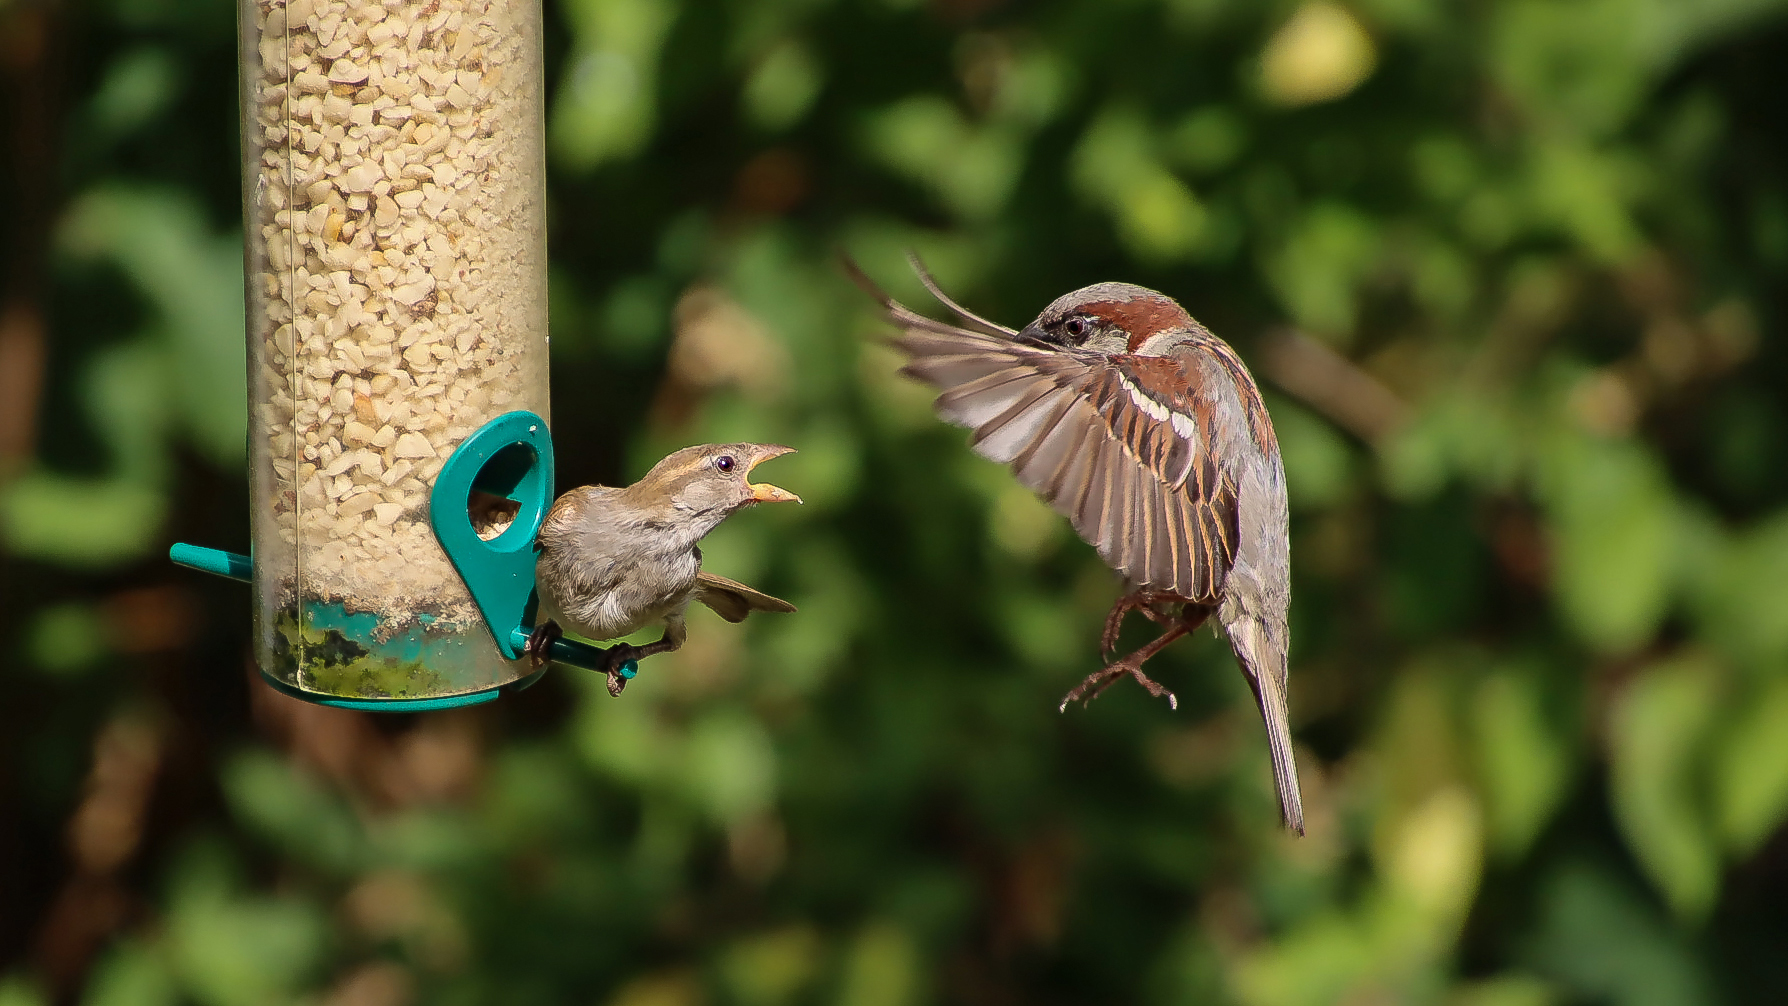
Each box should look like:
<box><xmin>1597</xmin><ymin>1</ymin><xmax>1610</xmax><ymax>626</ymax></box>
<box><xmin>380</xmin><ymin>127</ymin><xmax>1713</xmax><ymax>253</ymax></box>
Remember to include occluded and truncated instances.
<box><xmin>239</xmin><ymin>0</ymin><xmax>547</xmax><ymax>699</ymax></box>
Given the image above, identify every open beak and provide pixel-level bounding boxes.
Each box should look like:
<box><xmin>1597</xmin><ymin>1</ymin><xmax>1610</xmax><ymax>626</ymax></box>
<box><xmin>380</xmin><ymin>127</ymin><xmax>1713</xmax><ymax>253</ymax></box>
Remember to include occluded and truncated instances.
<box><xmin>745</xmin><ymin>445</ymin><xmax>801</xmax><ymax>504</ymax></box>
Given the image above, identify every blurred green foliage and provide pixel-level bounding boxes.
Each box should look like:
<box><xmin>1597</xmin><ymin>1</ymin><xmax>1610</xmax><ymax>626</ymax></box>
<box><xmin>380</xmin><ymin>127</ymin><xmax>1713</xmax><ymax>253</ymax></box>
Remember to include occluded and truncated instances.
<box><xmin>6</xmin><ymin>0</ymin><xmax>1788</xmax><ymax>1003</ymax></box>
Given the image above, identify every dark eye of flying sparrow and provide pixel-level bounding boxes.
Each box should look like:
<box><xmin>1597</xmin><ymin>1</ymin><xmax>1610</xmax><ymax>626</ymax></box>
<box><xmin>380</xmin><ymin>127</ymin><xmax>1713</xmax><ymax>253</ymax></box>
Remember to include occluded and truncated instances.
<box><xmin>715</xmin><ymin>455</ymin><xmax>735</xmax><ymax>473</ymax></box>
<box><xmin>1063</xmin><ymin>317</ymin><xmax>1089</xmax><ymax>339</ymax></box>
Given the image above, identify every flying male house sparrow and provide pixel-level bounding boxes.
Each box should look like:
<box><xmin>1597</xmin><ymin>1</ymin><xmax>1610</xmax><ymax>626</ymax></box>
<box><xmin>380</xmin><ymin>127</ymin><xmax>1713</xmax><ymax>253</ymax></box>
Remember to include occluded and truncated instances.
<box><xmin>527</xmin><ymin>443</ymin><xmax>801</xmax><ymax>696</ymax></box>
<box><xmin>853</xmin><ymin>259</ymin><xmax>1304</xmax><ymax>834</ymax></box>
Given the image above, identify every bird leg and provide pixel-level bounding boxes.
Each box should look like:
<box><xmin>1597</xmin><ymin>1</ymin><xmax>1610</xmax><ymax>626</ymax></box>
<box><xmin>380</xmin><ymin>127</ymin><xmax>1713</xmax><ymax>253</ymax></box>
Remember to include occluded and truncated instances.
<box><xmin>1064</xmin><ymin>606</ymin><xmax>1213</xmax><ymax>713</ymax></box>
<box><xmin>1061</xmin><ymin>622</ymin><xmax>1187</xmax><ymax>712</ymax></box>
<box><xmin>599</xmin><ymin>619</ymin><xmax>687</xmax><ymax>697</ymax></box>
<box><xmin>524</xmin><ymin>619</ymin><xmax>563</xmax><ymax>668</ymax></box>
<box><xmin>1100</xmin><ymin>589</ymin><xmax>1185</xmax><ymax>657</ymax></box>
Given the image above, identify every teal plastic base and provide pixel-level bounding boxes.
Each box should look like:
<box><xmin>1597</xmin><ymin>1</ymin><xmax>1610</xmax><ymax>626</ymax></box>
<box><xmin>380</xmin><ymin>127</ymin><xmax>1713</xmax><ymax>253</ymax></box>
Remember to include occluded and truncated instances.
<box><xmin>256</xmin><ymin>662</ymin><xmax>548</xmax><ymax>711</ymax></box>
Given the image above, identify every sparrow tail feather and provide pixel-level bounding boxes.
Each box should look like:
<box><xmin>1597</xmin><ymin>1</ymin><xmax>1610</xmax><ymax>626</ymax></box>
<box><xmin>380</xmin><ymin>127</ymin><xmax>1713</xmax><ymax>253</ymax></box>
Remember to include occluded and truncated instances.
<box><xmin>1229</xmin><ymin>619</ymin><xmax>1305</xmax><ymax>835</ymax></box>
<box><xmin>1256</xmin><ymin>666</ymin><xmax>1305</xmax><ymax>836</ymax></box>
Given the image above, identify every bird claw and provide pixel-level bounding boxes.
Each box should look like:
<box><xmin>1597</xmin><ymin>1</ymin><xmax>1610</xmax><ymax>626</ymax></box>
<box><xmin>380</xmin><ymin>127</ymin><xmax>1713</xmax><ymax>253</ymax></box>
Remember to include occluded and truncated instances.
<box><xmin>524</xmin><ymin>620</ymin><xmax>563</xmax><ymax>668</ymax></box>
<box><xmin>601</xmin><ymin>644</ymin><xmax>639</xmax><ymax>697</ymax></box>
<box><xmin>1057</xmin><ymin>660</ymin><xmax>1178</xmax><ymax>712</ymax></box>
<box><xmin>1130</xmin><ymin>666</ymin><xmax>1178</xmax><ymax>710</ymax></box>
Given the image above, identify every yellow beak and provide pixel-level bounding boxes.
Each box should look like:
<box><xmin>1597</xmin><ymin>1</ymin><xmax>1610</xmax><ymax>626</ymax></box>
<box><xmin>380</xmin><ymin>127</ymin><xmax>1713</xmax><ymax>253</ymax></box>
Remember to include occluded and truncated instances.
<box><xmin>749</xmin><ymin>482</ymin><xmax>802</xmax><ymax>504</ymax></box>
<box><xmin>746</xmin><ymin>446</ymin><xmax>801</xmax><ymax>504</ymax></box>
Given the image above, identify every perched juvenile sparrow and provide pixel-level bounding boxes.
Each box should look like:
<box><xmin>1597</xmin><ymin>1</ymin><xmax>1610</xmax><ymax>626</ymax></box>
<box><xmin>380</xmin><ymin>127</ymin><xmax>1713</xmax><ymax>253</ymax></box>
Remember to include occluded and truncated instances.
<box><xmin>528</xmin><ymin>443</ymin><xmax>801</xmax><ymax>695</ymax></box>
<box><xmin>853</xmin><ymin>258</ymin><xmax>1304</xmax><ymax>834</ymax></box>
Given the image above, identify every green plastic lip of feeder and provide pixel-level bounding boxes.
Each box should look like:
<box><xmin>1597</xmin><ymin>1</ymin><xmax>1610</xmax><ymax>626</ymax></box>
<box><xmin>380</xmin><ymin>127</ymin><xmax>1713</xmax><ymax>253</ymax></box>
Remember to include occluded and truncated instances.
<box><xmin>169</xmin><ymin>410</ymin><xmax>637</xmax><ymax>711</ymax></box>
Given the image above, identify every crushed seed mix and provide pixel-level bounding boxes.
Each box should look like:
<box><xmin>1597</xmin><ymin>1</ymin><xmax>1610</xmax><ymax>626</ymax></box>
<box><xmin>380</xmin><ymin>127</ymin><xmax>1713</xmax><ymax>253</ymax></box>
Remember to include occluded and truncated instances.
<box><xmin>243</xmin><ymin>0</ymin><xmax>547</xmax><ymax>686</ymax></box>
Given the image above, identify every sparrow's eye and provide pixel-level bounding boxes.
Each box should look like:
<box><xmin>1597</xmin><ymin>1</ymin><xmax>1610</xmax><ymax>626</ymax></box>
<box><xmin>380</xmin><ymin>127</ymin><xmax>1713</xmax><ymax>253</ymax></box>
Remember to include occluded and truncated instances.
<box><xmin>715</xmin><ymin>455</ymin><xmax>736</xmax><ymax>473</ymax></box>
<box><xmin>1064</xmin><ymin>317</ymin><xmax>1089</xmax><ymax>338</ymax></box>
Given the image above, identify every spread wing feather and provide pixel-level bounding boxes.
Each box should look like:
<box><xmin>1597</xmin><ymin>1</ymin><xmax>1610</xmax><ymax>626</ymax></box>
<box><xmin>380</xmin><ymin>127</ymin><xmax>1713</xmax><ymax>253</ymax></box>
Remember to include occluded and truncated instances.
<box><xmin>907</xmin><ymin>252</ymin><xmax>1021</xmax><ymax>338</ymax></box>
<box><xmin>893</xmin><ymin>315</ymin><xmax>1241</xmax><ymax>602</ymax></box>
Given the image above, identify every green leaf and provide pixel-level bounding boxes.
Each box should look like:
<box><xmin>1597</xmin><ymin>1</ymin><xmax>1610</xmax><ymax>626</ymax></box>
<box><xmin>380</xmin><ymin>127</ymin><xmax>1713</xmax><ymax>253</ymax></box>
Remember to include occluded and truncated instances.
<box><xmin>681</xmin><ymin>708</ymin><xmax>776</xmax><ymax>824</ymax></box>
<box><xmin>0</xmin><ymin>976</ymin><xmax>47</xmax><ymax>1006</ymax></box>
<box><xmin>221</xmin><ymin>750</ymin><xmax>364</xmax><ymax>874</ymax></box>
<box><xmin>166</xmin><ymin>843</ymin><xmax>327</xmax><ymax>1006</ymax></box>
<box><xmin>1472</xmin><ymin>667</ymin><xmax>1573</xmax><ymax>858</ymax></box>
<box><xmin>1447</xmin><ymin>974</ymin><xmax>1558</xmax><ymax>1006</ymax></box>
<box><xmin>550</xmin><ymin>0</ymin><xmax>680</xmax><ymax>170</ymax></box>
<box><xmin>1689</xmin><ymin>511</ymin><xmax>1788</xmax><ymax>668</ymax></box>
<box><xmin>836</xmin><ymin>923</ymin><xmax>921</xmax><ymax>1006</ymax></box>
<box><xmin>1538</xmin><ymin>433</ymin><xmax>1676</xmax><ymax>653</ymax></box>
<box><xmin>718</xmin><ymin>925</ymin><xmax>822</xmax><ymax>1006</ymax></box>
<box><xmin>865</xmin><ymin>96</ymin><xmax>1025</xmax><ymax>221</ymax></box>
<box><xmin>1606</xmin><ymin>656</ymin><xmax>1720</xmax><ymax>920</ymax></box>
<box><xmin>58</xmin><ymin>187</ymin><xmax>245</xmax><ymax>468</ymax></box>
<box><xmin>743</xmin><ymin>40</ymin><xmax>823</xmax><ymax>132</ymax></box>
<box><xmin>0</xmin><ymin>471</ymin><xmax>167</xmax><ymax>567</ymax></box>
<box><xmin>1072</xmin><ymin>106</ymin><xmax>1208</xmax><ymax>262</ymax></box>
<box><xmin>86</xmin><ymin>46</ymin><xmax>180</xmax><ymax>139</ymax></box>
<box><xmin>22</xmin><ymin>601</ymin><xmax>110</xmax><ymax>677</ymax></box>
<box><xmin>1265</xmin><ymin>202</ymin><xmax>1382</xmax><ymax>342</ymax></box>
<box><xmin>1524</xmin><ymin>862</ymin><xmax>1716</xmax><ymax>1006</ymax></box>
<box><xmin>81</xmin><ymin>940</ymin><xmax>178</xmax><ymax>1006</ymax></box>
<box><xmin>1711</xmin><ymin>676</ymin><xmax>1788</xmax><ymax>855</ymax></box>
<box><xmin>1270</xmin><ymin>397</ymin><xmax>1353</xmax><ymax>511</ymax></box>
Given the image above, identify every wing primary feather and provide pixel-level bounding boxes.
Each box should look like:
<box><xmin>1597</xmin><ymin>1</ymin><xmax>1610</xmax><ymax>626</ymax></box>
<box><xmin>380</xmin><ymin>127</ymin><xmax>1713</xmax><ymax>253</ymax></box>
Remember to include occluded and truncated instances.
<box><xmin>1186</xmin><ymin>494</ymin><xmax>1212</xmax><ymax>600</ymax></box>
<box><xmin>973</xmin><ymin>389</ymin><xmax>1071</xmax><ymax>464</ymax></box>
<box><xmin>934</xmin><ymin>372</ymin><xmax>1051</xmax><ymax>430</ymax></box>
<box><xmin>953</xmin><ymin>376</ymin><xmax>1056</xmax><ymax>439</ymax></box>
<box><xmin>1048</xmin><ymin>419</ymin><xmax>1089</xmax><ymax>520</ymax></box>
<box><xmin>1041</xmin><ymin>403</ymin><xmax>1101</xmax><ymax>507</ymax></box>
<box><xmin>1131</xmin><ymin>475</ymin><xmax>1155</xmax><ymax>589</ymax></box>
<box><xmin>1161</xmin><ymin>485</ymin><xmax>1187</xmax><ymax>597</ymax></box>
<box><xmin>1087</xmin><ymin>439</ymin><xmax>1115</xmax><ymax>568</ymax></box>
<box><xmin>1212</xmin><ymin>470</ymin><xmax>1236</xmax><ymax>560</ymax></box>
<box><xmin>1131</xmin><ymin>472</ymin><xmax>1158</xmax><ymax>588</ymax></box>
<box><xmin>1075</xmin><ymin>434</ymin><xmax>1111</xmax><ymax>550</ymax></box>
<box><xmin>1100</xmin><ymin>440</ymin><xmax>1130</xmax><ymax>573</ymax></box>
<box><xmin>906</xmin><ymin>252</ymin><xmax>1021</xmax><ymax>338</ymax></box>
<box><xmin>1146</xmin><ymin>477</ymin><xmax>1173</xmax><ymax>590</ymax></box>
<box><xmin>1011</xmin><ymin>397</ymin><xmax>1084</xmax><ymax>501</ymax></box>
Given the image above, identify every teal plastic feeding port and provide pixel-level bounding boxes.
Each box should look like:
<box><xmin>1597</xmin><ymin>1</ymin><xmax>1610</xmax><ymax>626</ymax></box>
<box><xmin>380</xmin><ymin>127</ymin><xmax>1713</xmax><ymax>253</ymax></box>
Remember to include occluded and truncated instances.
<box><xmin>171</xmin><ymin>410</ymin><xmax>635</xmax><ymax>711</ymax></box>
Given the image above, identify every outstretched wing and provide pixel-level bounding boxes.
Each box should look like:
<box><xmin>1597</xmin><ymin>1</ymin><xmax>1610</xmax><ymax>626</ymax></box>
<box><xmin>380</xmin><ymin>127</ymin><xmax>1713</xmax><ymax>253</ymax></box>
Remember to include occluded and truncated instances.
<box><xmin>694</xmin><ymin>571</ymin><xmax>797</xmax><ymax>623</ymax></box>
<box><xmin>892</xmin><ymin>318</ymin><xmax>1246</xmax><ymax>602</ymax></box>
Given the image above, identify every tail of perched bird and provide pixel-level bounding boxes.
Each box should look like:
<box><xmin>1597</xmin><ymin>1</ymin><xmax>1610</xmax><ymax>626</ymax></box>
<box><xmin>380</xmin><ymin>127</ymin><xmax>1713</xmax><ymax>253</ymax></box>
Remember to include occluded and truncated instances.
<box><xmin>694</xmin><ymin>571</ymin><xmax>796</xmax><ymax>623</ymax></box>
<box><xmin>1225</xmin><ymin>613</ymin><xmax>1304</xmax><ymax>836</ymax></box>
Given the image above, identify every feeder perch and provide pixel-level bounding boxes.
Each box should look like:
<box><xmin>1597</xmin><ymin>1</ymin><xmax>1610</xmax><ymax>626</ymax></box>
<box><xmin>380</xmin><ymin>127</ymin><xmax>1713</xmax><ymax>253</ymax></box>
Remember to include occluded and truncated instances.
<box><xmin>168</xmin><ymin>0</ymin><xmax>632</xmax><ymax>710</ymax></box>
<box><xmin>172</xmin><ymin>410</ymin><xmax>637</xmax><ymax>711</ymax></box>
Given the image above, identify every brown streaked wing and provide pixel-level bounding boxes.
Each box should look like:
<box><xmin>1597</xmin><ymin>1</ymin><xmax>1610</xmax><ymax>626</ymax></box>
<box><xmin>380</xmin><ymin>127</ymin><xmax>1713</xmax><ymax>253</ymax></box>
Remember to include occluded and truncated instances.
<box><xmin>1077</xmin><ymin>434</ymin><xmax>1117</xmax><ymax>560</ymax></box>
<box><xmin>1107</xmin><ymin>441</ymin><xmax>1142</xmax><ymax>580</ymax></box>
<box><xmin>938</xmin><ymin>370</ymin><xmax>1054</xmax><ymax>437</ymax></box>
<box><xmin>1146</xmin><ymin>477</ymin><xmax>1176</xmax><ymax>590</ymax></box>
<box><xmin>1084</xmin><ymin>357</ymin><xmax>1239</xmax><ymax>598</ymax></box>
<box><xmin>932</xmin><ymin>368</ymin><xmax>1060</xmax><ymax>433</ymax></box>
<box><xmin>1160</xmin><ymin>484</ymin><xmax>1187</xmax><ymax>596</ymax></box>
<box><xmin>1012</xmin><ymin>396</ymin><xmax>1095</xmax><ymax>505</ymax></box>
<box><xmin>901</xmin><ymin>344</ymin><xmax>1029</xmax><ymax>396</ymax></box>
<box><xmin>972</xmin><ymin>385</ymin><xmax>1077</xmax><ymax>465</ymax></box>
<box><xmin>1183</xmin><ymin>492</ymin><xmax>1213</xmax><ymax>599</ymax></box>
<box><xmin>1130</xmin><ymin>475</ymin><xmax>1161</xmax><ymax>589</ymax></box>
<box><xmin>889</xmin><ymin>306</ymin><xmax>1240</xmax><ymax>600</ymax></box>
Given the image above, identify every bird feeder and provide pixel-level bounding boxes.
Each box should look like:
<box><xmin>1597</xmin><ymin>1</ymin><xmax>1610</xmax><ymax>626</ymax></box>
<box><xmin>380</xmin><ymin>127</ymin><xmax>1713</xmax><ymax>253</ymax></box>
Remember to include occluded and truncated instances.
<box><xmin>172</xmin><ymin>0</ymin><xmax>630</xmax><ymax>710</ymax></box>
